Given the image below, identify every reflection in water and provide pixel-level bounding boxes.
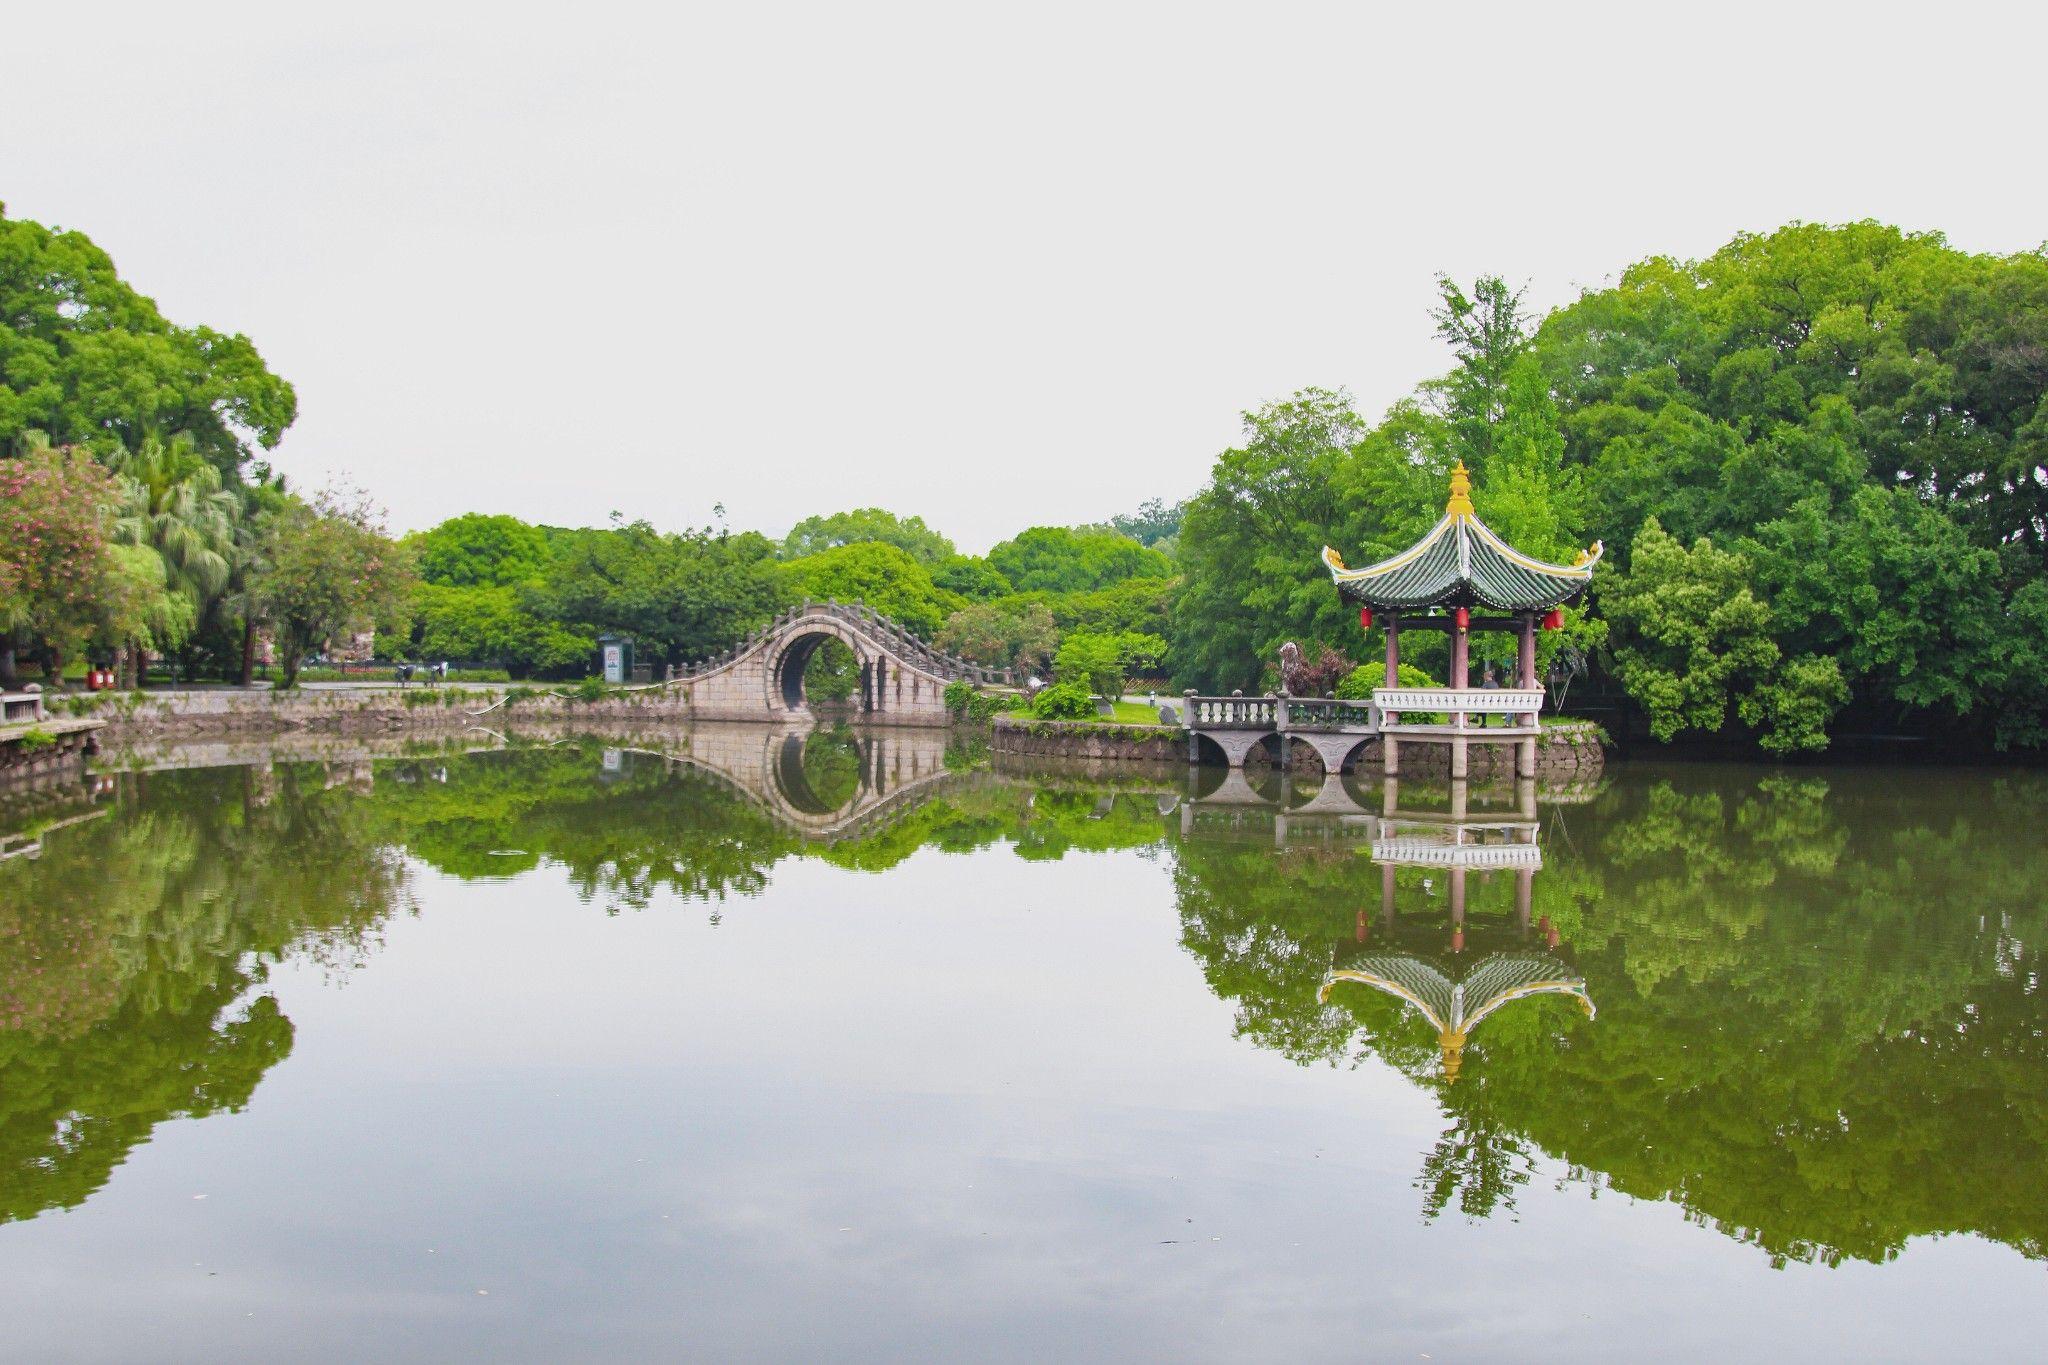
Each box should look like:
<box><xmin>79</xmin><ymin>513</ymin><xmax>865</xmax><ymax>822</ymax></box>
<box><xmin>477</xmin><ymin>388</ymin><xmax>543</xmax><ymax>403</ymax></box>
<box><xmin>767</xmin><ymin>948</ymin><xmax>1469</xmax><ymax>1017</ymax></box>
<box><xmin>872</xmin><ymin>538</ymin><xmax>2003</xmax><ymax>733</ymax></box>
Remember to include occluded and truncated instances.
<box><xmin>3</xmin><ymin>730</ymin><xmax>2046</xmax><ymax>1287</ymax></box>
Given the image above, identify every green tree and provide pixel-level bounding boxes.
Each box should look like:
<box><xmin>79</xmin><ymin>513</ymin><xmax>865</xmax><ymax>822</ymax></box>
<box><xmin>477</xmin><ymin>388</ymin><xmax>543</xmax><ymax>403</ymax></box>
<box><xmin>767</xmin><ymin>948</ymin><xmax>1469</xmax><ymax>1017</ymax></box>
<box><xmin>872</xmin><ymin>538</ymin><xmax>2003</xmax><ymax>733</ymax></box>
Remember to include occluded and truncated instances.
<box><xmin>935</xmin><ymin>598</ymin><xmax>1059</xmax><ymax>676</ymax></box>
<box><xmin>1602</xmin><ymin>518</ymin><xmax>1845</xmax><ymax>752</ymax></box>
<box><xmin>930</xmin><ymin>554</ymin><xmax>1011</xmax><ymax>601</ymax></box>
<box><xmin>0</xmin><ymin>206</ymin><xmax>296</xmax><ymax>477</ymax></box>
<box><xmin>1109</xmin><ymin>497</ymin><xmax>1188</xmax><ymax>547</ymax></box>
<box><xmin>108</xmin><ymin>434</ymin><xmax>238</xmax><ymax>676</ymax></box>
<box><xmin>780</xmin><ymin>508</ymin><xmax>956</xmax><ymax>564</ymax></box>
<box><xmin>1173</xmin><ymin>388</ymin><xmax>1436</xmax><ymax>691</ymax></box>
<box><xmin>779</xmin><ymin>541</ymin><xmax>962</xmax><ymax>637</ymax></box>
<box><xmin>532</xmin><ymin>521</ymin><xmax>788</xmax><ymax>666</ymax></box>
<box><xmin>987</xmin><ymin>525</ymin><xmax>1170</xmax><ymax>594</ymax></box>
<box><xmin>260</xmin><ymin>488</ymin><xmax>415</xmax><ymax>687</ymax></box>
<box><xmin>408</xmin><ymin>583</ymin><xmax>592</xmax><ymax>676</ymax></box>
<box><xmin>1426</xmin><ymin>274</ymin><xmax>1530</xmax><ymax>473</ymax></box>
<box><xmin>407</xmin><ymin>513</ymin><xmax>552</xmax><ymax>588</ymax></box>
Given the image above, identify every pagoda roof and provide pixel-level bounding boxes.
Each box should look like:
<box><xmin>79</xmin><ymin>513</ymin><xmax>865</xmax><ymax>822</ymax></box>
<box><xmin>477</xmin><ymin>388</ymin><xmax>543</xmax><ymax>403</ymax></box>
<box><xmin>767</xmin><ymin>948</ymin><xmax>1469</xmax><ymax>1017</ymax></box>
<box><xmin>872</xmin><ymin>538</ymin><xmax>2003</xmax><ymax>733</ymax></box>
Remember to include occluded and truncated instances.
<box><xmin>1321</xmin><ymin>462</ymin><xmax>1603</xmax><ymax>612</ymax></box>
<box><xmin>1321</xmin><ymin>948</ymin><xmax>1595</xmax><ymax>1084</ymax></box>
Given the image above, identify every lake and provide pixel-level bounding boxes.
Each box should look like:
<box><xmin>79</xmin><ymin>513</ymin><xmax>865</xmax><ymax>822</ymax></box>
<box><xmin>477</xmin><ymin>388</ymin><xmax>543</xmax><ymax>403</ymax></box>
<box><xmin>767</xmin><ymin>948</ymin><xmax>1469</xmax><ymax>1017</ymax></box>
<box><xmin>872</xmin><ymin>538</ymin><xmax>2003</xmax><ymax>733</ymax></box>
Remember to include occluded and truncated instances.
<box><xmin>3</xmin><ymin>726</ymin><xmax>2044</xmax><ymax>1361</ymax></box>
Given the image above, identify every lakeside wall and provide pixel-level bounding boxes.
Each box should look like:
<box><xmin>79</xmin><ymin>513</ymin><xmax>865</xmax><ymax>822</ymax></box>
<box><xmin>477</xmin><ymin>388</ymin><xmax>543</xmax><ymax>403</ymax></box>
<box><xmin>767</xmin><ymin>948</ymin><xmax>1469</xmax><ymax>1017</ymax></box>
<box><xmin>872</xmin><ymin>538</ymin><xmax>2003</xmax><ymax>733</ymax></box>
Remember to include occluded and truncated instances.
<box><xmin>54</xmin><ymin>684</ymin><xmax>961</xmax><ymax>743</ymax></box>
<box><xmin>39</xmin><ymin>688</ymin><xmax>1605</xmax><ymax>779</ymax></box>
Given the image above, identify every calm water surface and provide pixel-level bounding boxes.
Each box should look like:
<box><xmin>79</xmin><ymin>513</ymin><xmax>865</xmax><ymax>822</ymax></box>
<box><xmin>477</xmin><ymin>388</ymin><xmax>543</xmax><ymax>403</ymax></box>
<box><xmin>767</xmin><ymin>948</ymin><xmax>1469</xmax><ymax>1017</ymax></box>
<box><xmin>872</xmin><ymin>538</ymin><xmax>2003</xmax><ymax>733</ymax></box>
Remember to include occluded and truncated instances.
<box><xmin>2</xmin><ymin>726</ymin><xmax>2044</xmax><ymax>1361</ymax></box>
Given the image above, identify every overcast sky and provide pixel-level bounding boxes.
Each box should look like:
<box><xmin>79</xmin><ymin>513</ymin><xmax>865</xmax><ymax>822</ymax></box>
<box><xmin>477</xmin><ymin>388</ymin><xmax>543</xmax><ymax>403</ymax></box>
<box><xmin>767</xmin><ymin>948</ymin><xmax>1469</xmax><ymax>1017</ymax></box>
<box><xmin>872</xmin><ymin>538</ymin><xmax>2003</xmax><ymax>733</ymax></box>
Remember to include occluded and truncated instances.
<box><xmin>6</xmin><ymin>2</ymin><xmax>2041</xmax><ymax>551</ymax></box>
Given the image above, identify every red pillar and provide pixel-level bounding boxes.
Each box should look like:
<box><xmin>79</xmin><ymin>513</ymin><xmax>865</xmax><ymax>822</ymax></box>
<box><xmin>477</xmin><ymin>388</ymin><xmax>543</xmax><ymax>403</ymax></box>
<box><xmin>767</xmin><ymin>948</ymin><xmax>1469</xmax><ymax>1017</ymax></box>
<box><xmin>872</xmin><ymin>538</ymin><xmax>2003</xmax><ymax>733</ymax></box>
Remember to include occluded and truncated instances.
<box><xmin>1450</xmin><ymin>612</ymin><xmax>1469</xmax><ymax>728</ymax></box>
<box><xmin>1518</xmin><ymin>612</ymin><xmax>1538</xmax><ymax>728</ymax></box>
<box><xmin>1382</xmin><ymin>613</ymin><xmax>1401</xmax><ymax>729</ymax></box>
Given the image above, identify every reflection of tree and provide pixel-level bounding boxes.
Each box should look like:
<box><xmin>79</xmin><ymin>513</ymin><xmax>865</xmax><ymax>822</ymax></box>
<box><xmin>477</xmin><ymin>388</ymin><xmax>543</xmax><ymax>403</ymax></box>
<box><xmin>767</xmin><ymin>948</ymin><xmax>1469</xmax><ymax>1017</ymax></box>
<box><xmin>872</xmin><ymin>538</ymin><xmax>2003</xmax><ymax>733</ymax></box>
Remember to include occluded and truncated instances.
<box><xmin>1170</xmin><ymin>767</ymin><xmax>2048</xmax><ymax>1264</ymax></box>
<box><xmin>374</xmin><ymin>744</ymin><xmax>800</xmax><ymax>906</ymax></box>
<box><xmin>0</xmin><ymin>765</ymin><xmax>407</xmax><ymax>1224</ymax></box>
<box><xmin>374</xmin><ymin>742</ymin><xmax>1171</xmax><ymax>890</ymax></box>
<box><xmin>1416</xmin><ymin>1088</ymin><xmax>1535</xmax><ymax>1222</ymax></box>
<box><xmin>797</xmin><ymin>728</ymin><xmax>862</xmax><ymax>810</ymax></box>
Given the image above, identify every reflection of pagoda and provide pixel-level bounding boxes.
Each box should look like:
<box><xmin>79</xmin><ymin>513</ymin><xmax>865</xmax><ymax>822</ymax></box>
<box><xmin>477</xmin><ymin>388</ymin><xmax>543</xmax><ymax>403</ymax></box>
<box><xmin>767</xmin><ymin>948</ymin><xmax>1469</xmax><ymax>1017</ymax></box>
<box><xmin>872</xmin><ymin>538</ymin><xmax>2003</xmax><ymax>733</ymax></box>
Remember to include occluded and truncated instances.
<box><xmin>1322</xmin><ymin>776</ymin><xmax>1594</xmax><ymax>1082</ymax></box>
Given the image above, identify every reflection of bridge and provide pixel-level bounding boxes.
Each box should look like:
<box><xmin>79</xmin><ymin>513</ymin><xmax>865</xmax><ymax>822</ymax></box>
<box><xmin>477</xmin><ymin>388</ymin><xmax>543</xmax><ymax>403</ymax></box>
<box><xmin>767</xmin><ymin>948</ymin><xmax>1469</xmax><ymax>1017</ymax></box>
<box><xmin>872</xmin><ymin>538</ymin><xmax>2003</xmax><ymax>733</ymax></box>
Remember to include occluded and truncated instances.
<box><xmin>616</xmin><ymin>724</ymin><xmax>967</xmax><ymax>841</ymax></box>
<box><xmin>652</xmin><ymin>603</ymin><xmax>1010</xmax><ymax>726</ymax></box>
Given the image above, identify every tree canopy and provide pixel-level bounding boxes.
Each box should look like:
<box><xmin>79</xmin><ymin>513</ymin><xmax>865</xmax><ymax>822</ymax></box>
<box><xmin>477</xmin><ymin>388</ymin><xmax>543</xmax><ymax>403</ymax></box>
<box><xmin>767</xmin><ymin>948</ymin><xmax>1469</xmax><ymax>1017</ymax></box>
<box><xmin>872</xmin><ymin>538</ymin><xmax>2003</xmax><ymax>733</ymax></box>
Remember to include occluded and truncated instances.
<box><xmin>987</xmin><ymin>525</ymin><xmax>1172</xmax><ymax>594</ymax></box>
<box><xmin>0</xmin><ymin>206</ymin><xmax>296</xmax><ymax>478</ymax></box>
<box><xmin>780</xmin><ymin>508</ymin><xmax>956</xmax><ymax>564</ymax></box>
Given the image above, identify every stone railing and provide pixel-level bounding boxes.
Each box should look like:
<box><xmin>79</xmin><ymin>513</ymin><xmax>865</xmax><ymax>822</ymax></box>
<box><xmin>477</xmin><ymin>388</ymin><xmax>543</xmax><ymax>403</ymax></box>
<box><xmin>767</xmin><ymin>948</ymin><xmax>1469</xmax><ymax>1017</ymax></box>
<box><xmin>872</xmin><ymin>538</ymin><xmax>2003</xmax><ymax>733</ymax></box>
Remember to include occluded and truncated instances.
<box><xmin>1183</xmin><ymin>692</ymin><xmax>1379</xmax><ymax>733</ymax></box>
<box><xmin>1183</xmin><ymin>694</ymin><xmax>1281</xmax><ymax>729</ymax></box>
<box><xmin>1280</xmin><ymin>697</ymin><xmax>1378</xmax><ymax>731</ymax></box>
<box><xmin>1375</xmin><ymin>687</ymin><xmax>1543</xmax><ymax>714</ymax></box>
<box><xmin>660</xmin><ymin>602</ymin><xmax>1014</xmax><ymax>687</ymax></box>
<box><xmin>1376</xmin><ymin>687</ymin><xmax>1542</xmax><ymax>731</ymax></box>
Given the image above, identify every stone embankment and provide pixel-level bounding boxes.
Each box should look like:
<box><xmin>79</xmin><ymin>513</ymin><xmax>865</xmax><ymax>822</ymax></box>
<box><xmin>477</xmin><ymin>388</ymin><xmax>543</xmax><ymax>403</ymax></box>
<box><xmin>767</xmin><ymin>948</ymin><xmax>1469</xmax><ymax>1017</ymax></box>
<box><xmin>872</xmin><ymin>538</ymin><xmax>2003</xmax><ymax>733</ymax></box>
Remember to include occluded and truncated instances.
<box><xmin>988</xmin><ymin>717</ymin><xmax>1186</xmax><ymax>762</ymax></box>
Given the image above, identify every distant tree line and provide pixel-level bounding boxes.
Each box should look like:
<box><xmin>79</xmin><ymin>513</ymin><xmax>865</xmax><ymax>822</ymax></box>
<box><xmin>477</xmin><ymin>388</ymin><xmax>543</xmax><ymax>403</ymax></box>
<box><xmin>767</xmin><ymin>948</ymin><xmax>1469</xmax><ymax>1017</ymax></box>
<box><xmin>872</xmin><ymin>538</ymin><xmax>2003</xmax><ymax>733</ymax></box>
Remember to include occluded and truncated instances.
<box><xmin>6</xmin><ymin>206</ymin><xmax>2045</xmax><ymax>750</ymax></box>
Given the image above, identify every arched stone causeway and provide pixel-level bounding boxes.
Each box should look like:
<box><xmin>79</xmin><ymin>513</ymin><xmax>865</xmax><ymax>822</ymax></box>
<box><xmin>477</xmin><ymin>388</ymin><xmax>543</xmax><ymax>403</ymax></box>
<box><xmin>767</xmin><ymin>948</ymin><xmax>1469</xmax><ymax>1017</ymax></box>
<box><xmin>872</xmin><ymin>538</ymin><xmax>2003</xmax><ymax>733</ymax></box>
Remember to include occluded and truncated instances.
<box><xmin>658</xmin><ymin>602</ymin><xmax>1011</xmax><ymax>726</ymax></box>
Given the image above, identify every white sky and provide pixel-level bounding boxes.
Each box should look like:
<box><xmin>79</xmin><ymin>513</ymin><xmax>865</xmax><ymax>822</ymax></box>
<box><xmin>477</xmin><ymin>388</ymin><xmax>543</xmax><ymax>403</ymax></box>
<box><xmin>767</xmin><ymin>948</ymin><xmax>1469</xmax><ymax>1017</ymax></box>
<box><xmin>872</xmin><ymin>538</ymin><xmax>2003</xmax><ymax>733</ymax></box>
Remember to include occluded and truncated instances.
<box><xmin>5</xmin><ymin>2</ymin><xmax>2042</xmax><ymax>552</ymax></box>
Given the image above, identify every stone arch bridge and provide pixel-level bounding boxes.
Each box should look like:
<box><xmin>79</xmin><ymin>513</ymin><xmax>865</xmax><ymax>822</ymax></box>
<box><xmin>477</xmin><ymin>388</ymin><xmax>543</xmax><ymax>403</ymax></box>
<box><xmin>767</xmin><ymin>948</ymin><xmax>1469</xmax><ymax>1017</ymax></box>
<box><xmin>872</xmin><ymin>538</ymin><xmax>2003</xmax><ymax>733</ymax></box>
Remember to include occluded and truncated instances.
<box><xmin>656</xmin><ymin>602</ymin><xmax>1012</xmax><ymax>726</ymax></box>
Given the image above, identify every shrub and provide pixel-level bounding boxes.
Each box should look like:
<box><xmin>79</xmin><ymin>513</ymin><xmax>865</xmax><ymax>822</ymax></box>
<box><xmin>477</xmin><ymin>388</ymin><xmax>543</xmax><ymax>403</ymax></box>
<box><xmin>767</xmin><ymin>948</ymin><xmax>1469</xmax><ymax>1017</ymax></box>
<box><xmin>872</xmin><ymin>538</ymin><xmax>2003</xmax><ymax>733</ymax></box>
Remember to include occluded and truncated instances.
<box><xmin>944</xmin><ymin>679</ymin><xmax>1012</xmax><ymax>723</ymax></box>
<box><xmin>16</xmin><ymin>727</ymin><xmax>57</xmax><ymax>750</ymax></box>
<box><xmin>1029</xmin><ymin>680</ymin><xmax>1097</xmax><ymax>720</ymax></box>
<box><xmin>1335</xmin><ymin>661</ymin><xmax>1441</xmax><ymax>699</ymax></box>
<box><xmin>570</xmin><ymin>675</ymin><xmax>610</xmax><ymax>704</ymax></box>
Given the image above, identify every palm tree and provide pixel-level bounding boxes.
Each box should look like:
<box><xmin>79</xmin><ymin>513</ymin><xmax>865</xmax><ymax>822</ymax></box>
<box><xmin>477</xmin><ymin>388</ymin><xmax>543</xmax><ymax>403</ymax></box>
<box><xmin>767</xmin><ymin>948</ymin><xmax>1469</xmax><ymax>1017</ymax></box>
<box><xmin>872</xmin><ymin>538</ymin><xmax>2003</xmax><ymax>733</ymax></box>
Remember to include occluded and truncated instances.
<box><xmin>111</xmin><ymin>435</ymin><xmax>238</xmax><ymax>684</ymax></box>
<box><xmin>222</xmin><ymin>474</ymin><xmax>291</xmax><ymax>686</ymax></box>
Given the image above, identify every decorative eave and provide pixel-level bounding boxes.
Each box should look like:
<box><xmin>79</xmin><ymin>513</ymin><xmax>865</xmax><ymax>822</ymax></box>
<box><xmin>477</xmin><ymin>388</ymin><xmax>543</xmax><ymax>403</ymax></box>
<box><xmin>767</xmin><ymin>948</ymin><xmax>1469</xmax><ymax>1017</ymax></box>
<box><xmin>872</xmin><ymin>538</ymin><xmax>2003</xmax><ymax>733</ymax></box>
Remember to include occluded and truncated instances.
<box><xmin>1319</xmin><ymin>462</ymin><xmax>1603</xmax><ymax>613</ymax></box>
<box><xmin>1320</xmin><ymin>950</ymin><xmax>1596</xmax><ymax>1084</ymax></box>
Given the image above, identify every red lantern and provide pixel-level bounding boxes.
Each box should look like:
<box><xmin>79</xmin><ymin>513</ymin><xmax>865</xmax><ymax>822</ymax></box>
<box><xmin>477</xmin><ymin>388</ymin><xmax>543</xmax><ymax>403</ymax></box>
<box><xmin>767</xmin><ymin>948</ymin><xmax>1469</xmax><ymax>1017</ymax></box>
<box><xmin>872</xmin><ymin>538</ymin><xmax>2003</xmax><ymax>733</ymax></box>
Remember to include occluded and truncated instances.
<box><xmin>1454</xmin><ymin>606</ymin><xmax>1470</xmax><ymax>631</ymax></box>
<box><xmin>1358</xmin><ymin>607</ymin><xmax>1373</xmax><ymax>629</ymax></box>
<box><xmin>1542</xmin><ymin>609</ymin><xmax>1563</xmax><ymax>631</ymax></box>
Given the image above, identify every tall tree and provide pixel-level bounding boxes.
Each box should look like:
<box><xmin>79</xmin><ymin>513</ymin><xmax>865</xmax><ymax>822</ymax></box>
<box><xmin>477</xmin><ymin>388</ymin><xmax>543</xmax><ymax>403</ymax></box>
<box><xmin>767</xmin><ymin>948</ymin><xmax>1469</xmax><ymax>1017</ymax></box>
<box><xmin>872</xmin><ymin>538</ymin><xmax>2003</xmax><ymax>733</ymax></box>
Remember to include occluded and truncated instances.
<box><xmin>109</xmin><ymin>435</ymin><xmax>238</xmax><ymax>679</ymax></box>
<box><xmin>260</xmin><ymin>488</ymin><xmax>414</xmax><ymax>688</ymax></box>
<box><xmin>0</xmin><ymin>206</ymin><xmax>296</xmax><ymax>478</ymax></box>
<box><xmin>1427</xmin><ymin>274</ymin><xmax>1531</xmax><ymax>473</ymax></box>
<box><xmin>987</xmin><ymin>525</ymin><xmax>1171</xmax><ymax>594</ymax></box>
<box><xmin>0</xmin><ymin>441</ymin><xmax>122</xmax><ymax>684</ymax></box>
<box><xmin>532</xmin><ymin>520</ymin><xmax>787</xmax><ymax>665</ymax></box>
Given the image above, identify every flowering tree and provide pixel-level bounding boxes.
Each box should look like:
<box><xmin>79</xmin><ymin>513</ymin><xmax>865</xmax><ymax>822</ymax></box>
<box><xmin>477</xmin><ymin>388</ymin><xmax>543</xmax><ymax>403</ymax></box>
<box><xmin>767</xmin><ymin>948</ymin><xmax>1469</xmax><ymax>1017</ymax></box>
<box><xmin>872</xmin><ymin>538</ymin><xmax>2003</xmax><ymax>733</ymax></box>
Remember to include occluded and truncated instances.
<box><xmin>260</xmin><ymin>487</ymin><xmax>413</xmax><ymax>687</ymax></box>
<box><xmin>0</xmin><ymin>443</ymin><xmax>122</xmax><ymax>685</ymax></box>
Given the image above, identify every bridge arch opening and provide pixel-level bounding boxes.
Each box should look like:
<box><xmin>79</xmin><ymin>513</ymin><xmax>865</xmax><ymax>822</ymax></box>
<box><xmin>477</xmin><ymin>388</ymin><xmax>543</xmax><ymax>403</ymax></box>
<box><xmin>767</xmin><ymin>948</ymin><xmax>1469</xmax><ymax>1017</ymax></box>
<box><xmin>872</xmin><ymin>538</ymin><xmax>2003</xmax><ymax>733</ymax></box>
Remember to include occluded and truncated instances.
<box><xmin>775</xmin><ymin>631</ymin><xmax>862</xmax><ymax>712</ymax></box>
<box><xmin>774</xmin><ymin>730</ymin><xmax>864</xmax><ymax>814</ymax></box>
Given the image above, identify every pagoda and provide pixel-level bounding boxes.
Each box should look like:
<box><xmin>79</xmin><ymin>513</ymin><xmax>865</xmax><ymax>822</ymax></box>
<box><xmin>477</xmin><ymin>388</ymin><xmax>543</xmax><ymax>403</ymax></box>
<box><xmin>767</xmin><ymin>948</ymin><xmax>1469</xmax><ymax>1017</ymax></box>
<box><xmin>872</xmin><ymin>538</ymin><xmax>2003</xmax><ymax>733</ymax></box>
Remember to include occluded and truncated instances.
<box><xmin>1322</xmin><ymin>770</ymin><xmax>1594</xmax><ymax>1085</ymax></box>
<box><xmin>1320</xmin><ymin>461</ymin><xmax>1601</xmax><ymax>778</ymax></box>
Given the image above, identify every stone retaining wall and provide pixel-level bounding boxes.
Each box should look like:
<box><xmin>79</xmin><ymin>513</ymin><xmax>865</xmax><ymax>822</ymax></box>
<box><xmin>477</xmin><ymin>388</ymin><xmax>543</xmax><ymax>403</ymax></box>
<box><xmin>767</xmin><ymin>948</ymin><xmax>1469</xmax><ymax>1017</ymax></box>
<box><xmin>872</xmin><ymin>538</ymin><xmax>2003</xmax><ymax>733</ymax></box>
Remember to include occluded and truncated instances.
<box><xmin>989</xmin><ymin>717</ymin><xmax>1185</xmax><ymax>762</ymax></box>
<box><xmin>65</xmin><ymin>685</ymin><xmax>951</xmax><ymax>743</ymax></box>
<box><xmin>0</xmin><ymin>720</ymin><xmax>103</xmax><ymax>781</ymax></box>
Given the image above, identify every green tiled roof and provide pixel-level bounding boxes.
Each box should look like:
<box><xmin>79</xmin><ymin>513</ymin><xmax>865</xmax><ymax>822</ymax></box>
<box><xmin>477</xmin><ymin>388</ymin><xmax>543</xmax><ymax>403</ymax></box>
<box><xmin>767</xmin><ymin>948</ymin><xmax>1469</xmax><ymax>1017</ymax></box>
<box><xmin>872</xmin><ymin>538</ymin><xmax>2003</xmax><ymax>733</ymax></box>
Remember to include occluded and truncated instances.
<box><xmin>1320</xmin><ymin>463</ymin><xmax>1603</xmax><ymax>612</ymax></box>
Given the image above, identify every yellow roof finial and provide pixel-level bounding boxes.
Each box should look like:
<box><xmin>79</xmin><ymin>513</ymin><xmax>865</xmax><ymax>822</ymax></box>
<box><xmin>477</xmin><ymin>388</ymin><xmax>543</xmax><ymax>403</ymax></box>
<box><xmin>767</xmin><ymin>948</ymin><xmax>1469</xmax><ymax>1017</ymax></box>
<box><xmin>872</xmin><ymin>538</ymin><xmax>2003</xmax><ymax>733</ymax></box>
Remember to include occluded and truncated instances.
<box><xmin>1445</xmin><ymin>461</ymin><xmax>1475</xmax><ymax>521</ymax></box>
<box><xmin>1441</xmin><ymin>1030</ymin><xmax>1466</xmax><ymax>1085</ymax></box>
